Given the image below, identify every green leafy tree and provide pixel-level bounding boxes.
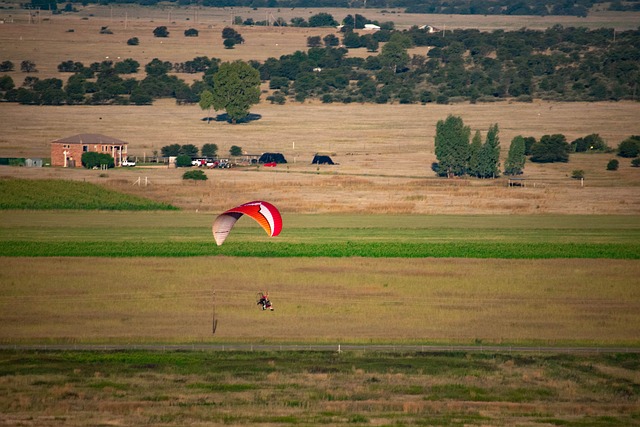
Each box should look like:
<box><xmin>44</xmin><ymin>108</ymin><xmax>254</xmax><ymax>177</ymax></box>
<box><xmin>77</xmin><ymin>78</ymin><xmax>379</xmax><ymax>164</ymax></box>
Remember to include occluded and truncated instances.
<box><xmin>184</xmin><ymin>28</ymin><xmax>199</xmax><ymax>37</ymax></box>
<box><xmin>468</xmin><ymin>130</ymin><xmax>482</xmax><ymax>177</ymax></box>
<box><xmin>0</xmin><ymin>60</ymin><xmax>14</xmax><ymax>72</ymax></box>
<box><xmin>144</xmin><ymin>58</ymin><xmax>172</xmax><ymax>76</ymax></box>
<box><xmin>530</xmin><ymin>134</ymin><xmax>571</xmax><ymax>163</ymax></box>
<box><xmin>57</xmin><ymin>60</ymin><xmax>84</xmax><ymax>72</ymax></box>
<box><xmin>342</xmin><ymin>31</ymin><xmax>362</xmax><ymax>48</ymax></box>
<box><xmin>0</xmin><ymin>75</ymin><xmax>14</xmax><ymax>91</ymax></box>
<box><xmin>290</xmin><ymin>17</ymin><xmax>307</xmax><ymax>27</ymax></box>
<box><xmin>223</xmin><ymin>38</ymin><xmax>236</xmax><ymax>49</ymax></box>
<box><xmin>180</xmin><ymin>144</ymin><xmax>199</xmax><ymax>158</ymax></box>
<box><xmin>221</xmin><ymin>27</ymin><xmax>244</xmax><ymax>44</ymax></box>
<box><xmin>308</xmin><ymin>12</ymin><xmax>337</xmax><ymax>27</ymax></box>
<box><xmin>161</xmin><ymin>144</ymin><xmax>181</xmax><ymax>157</ymax></box>
<box><xmin>617</xmin><ymin>136</ymin><xmax>640</xmax><ymax>158</ymax></box>
<box><xmin>114</xmin><ymin>58</ymin><xmax>139</xmax><ymax>74</ymax></box>
<box><xmin>523</xmin><ymin>136</ymin><xmax>536</xmax><ymax>156</ymax></box>
<box><xmin>199</xmin><ymin>89</ymin><xmax>214</xmax><ymax>123</ymax></box>
<box><xmin>307</xmin><ymin>36</ymin><xmax>322</xmax><ymax>48</ymax></box>
<box><xmin>378</xmin><ymin>40</ymin><xmax>409</xmax><ymax>73</ymax></box>
<box><xmin>342</xmin><ymin>13</ymin><xmax>367</xmax><ymax>29</ymax></box>
<box><xmin>201</xmin><ymin>143</ymin><xmax>218</xmax><ymax>158</ymax></box>
<box><xmin>364</xmin><ymin>35</ymin><xmax>379</xmax><ymax>52</ymax></box>
<box><xmin>434</xmin><ymin>115</ymin><xmax>470</xmax><ymax>177</ymax></box>
<box><xmin>229</xmin><ymin>145</ymin><xmax>242</xmax><ymax>156</ymax></box>
<box><xmin>476</xmin><ymin>124</ymin><xmax>500</xmax><ymax>178</ymax></box>
<box><xmin>323</xmin><ymin>34</ymin><xmax>340</xmax><ymax>47</ymax></box>
<box><xmin>504</xmin><ymin>135</ymin><xmax>527</xmax><ymax>176</ymax></box>
<box><xmin>21</xmin><ymin>60</ymin><xmax>37</xmax><ymax>73</ymax></box>
<box><xmin>606</xmin><ymin>159</ymin><xmax>619</xmax><ymax>171</ymax></box>
<box><xmin>212</xmin><ymin>61</ymin><xmax>260</xmax><ymax>123</ymax></box>
<box><xmin>153</xmin><ymin>26</ymin><xmax>169</xmax><ymax>38</ymax></box>
<box><xmin>175</xmin><ymin>154</ymin><xmax>192</xmax><ymax>167</ymax></box>
<box><xmin>130</xmin><ymin>87</ymin><xmax>152</xmax><ymax>105</ymax></box>
<box><xmin>571</xmin><ymin>133</ymin><xmax>608</xmax><ymax>153</ymax></box>
<box><xmin>127</xmin><ymin>37</ymin><xmax>139</xmax><ymax>46</ymax></box>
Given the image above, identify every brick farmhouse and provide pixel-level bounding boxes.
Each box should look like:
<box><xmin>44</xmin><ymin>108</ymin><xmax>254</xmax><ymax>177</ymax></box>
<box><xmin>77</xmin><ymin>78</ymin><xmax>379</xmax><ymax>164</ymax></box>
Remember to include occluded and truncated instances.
<box><xmin>50</xmin><ymin>134</ymin><xmax>129</xmax><ymax>168</ymax></box>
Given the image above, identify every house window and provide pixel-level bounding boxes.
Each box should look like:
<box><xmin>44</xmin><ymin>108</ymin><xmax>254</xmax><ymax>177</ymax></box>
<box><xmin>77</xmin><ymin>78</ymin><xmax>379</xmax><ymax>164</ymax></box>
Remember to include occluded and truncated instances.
<box><xmin>83</xmin><ymin>145</ymin><xmax>88</xmax><ymax>152</ymax></box>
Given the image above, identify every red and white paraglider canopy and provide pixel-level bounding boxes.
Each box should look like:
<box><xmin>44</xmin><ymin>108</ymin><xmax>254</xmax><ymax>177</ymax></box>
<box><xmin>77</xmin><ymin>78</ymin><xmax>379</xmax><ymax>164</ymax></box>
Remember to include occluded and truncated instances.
<box><xmin>212</xmin><ymin>200</ymin><xmax>282</xmax><ymax>246</ymax></box>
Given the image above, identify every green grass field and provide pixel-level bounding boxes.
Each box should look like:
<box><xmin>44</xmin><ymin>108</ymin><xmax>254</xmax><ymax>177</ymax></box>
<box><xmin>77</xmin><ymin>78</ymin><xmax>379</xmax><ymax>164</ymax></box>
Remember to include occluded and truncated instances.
<box><xmin>1</xmin><ymin>209</ymin><xmax>638</xmax><ymax>258</ymax></box>
<box><xmin>1</xmin><ymin>349</ymin><xmax>639</xmax><ymax>427</ymax></box>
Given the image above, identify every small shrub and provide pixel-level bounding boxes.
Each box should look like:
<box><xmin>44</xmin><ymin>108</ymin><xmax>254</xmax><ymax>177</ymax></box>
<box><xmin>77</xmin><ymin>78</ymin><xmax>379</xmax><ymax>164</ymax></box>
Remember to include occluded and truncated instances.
<box><xmin>183</xmin><ymin>170</ymin><xmax>208</xmax><ymax>181</ymax></box>
<box><xmin>127</xmin><ymin>37</ymin><xmax>139</xmax><ymax>46</ymax></box>
<box><xmin>571</xmin><ymin>170</ymin><xmax>584</xmax><ymax>179</ymax></box>
<box><xmin>606</xmin><ymin>159</ymin><xmax>619</xmax><ymax>171</ymax></box>
<box><xmin>267</xmin><ymin>93</ymin><xmax>286</xmax><ymax>104</ymax></box>
<box><xmin>631</xmin><ymin>158</ymin><xmax>640</xmax><ymax>167</ymax></box>
<box><xmin>184</xmin><ymin>28</ymin><xmax>199</xmax><ymax>37</ymax></box>
<box><xmin>153</xmin><ymin>26</ymin><xmax>169</xmax><ymax>38</ymax></box>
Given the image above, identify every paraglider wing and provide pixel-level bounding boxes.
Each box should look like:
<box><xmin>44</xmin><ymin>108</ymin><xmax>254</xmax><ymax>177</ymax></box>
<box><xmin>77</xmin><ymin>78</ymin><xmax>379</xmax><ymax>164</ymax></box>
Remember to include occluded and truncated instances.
<box><xmin>212</xmin><ymin>201</ymin><xmax>282</xmax><ymax>246</ymax></box>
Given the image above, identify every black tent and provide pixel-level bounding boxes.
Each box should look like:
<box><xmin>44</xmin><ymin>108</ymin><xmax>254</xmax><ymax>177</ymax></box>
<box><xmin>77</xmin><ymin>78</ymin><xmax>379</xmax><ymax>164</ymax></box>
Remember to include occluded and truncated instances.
<box><xmin>259</xmin><ymin>152</ymin><xmax>287</xmax><ymax>164</ymax></box>
<box><xmin>312</xmin><ymin>154</ymin><xmax>335</xmax><ymax>165</ymax></box>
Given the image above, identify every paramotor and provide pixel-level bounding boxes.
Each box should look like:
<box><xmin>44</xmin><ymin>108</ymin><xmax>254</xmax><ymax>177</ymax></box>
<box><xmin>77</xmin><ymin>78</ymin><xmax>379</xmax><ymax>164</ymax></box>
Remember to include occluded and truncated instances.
<box><xmin>212</xmin><ymin>200</ymin><xmax>282</xmax><ymax>246</ymax></box>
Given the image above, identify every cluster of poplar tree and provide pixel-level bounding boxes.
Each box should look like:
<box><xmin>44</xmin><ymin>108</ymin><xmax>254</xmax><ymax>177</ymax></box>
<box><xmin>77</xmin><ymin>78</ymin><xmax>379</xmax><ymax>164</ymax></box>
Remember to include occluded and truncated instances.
<box><xmin>434</xmin><ymin>115</ymin><xmax>526</xmax><ymax>178</ymax></box>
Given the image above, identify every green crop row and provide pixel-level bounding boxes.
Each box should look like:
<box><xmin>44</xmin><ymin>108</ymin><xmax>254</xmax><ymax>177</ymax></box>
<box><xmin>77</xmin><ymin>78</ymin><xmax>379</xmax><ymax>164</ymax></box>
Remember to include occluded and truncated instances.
<box><xmin>1</xmin><ymin>240</ymin><xmax>637</xmax><ymax>259</ymax></box>
<box><xmin>0</xmin><ymin>178</ymin><xmax>177</xmax><ymax>210</ymax></box>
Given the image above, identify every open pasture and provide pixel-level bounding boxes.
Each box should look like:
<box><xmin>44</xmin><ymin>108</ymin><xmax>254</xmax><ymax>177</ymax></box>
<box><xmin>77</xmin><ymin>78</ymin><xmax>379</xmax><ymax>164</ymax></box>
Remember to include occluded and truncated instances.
<box><xmin>1</xmin><ymin>210</ymin><xmax>639</xmax><ymax>345</ymax></box>
<box><xmin>1</xmin><ymin>256</ymin><xmax>639</xmax><ymax>345</ymax></box>
<box><xmin>2</xmin><ymin>99</ymin><xmax>640</xmax><ymax>216</ymax></box>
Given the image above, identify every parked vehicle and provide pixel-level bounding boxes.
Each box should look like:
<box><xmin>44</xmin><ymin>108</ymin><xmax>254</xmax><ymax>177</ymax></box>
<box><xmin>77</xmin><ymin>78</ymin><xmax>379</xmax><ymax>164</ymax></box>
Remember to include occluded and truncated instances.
<box><xmin>122</xmin><ymin>159</ymin><xmax>136</xmax><ymax>167</ymax></box>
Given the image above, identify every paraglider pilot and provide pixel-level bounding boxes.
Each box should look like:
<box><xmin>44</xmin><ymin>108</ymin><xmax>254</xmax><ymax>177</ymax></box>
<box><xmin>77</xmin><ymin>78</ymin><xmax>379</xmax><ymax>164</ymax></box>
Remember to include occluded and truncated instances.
<box><xmin>258</xmin><ymin>291</ymin><xmax>274</xmax><ymax>311</ymax></box>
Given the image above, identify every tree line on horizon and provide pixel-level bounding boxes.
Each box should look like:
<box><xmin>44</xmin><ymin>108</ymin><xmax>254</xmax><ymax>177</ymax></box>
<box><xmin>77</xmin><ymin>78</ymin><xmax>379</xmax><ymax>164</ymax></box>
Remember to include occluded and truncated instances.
<box><xmin>27</xmin><ymin>0</ymin><xmax>640</xmax><ymax>16</ymax></box>
<box><xmin>1</xmin><ymin>23</ymin><xmax>638</xmax><ymax>108</ymax></box>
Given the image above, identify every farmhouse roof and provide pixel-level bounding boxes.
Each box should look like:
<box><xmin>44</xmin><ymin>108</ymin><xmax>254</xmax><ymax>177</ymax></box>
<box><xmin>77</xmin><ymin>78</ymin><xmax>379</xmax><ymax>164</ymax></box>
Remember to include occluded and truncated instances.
<box><xmin>52</xmin><ymin>134</ymin><xmax>128</xmax><ymax>145</ymax></box>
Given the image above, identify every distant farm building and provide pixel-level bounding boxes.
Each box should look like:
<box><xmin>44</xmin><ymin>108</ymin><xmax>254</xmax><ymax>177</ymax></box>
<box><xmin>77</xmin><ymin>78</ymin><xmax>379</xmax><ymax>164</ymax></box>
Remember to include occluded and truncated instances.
<box><xmin>25</xmin><ymin>158</ymin><xmax>43</xmax><ymax>167</ymax></box>
<box><xmin>364</xmin><ymin>24</ymin><xmax>380</xmax><ymax>30</ymax></box>
<box><xmin>419</xmin><ymin>25</ymin><xmax>440</xmax><ymax>33</ymax></box>
<box><xmin>51</xmin><ymin>133</ymin><xmax>129</xmax><ymax>168</ymax></box>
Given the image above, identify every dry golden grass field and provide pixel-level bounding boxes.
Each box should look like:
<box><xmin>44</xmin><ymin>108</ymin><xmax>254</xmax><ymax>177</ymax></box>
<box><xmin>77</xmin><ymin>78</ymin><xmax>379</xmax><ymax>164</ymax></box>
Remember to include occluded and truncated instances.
<box><xmin>1</xmin><ymin>6</ymin><xmax>640</xmax><ymax>214</ymax></box>
<box><xmin>3</xmin><ymin>98</ymin><xmax>640</xmax><ymax>214</ymax></box>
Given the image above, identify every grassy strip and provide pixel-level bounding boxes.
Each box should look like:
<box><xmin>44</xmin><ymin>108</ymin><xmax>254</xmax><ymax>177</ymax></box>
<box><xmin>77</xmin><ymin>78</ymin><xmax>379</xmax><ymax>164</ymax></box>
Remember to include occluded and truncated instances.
<box><xmin>0</xmin><ymin>350</ymin><xmax>638</xmax><ymax>426</ymax></box>
<box><xmin>0</xmin><ymin>178</ymin><xmax>178</xmax><ymax>210</ymax></box>
<box><xmin>1</xmin><ymin>241</ymin><xmax>638</xmax><ymax>258</ymax></box>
